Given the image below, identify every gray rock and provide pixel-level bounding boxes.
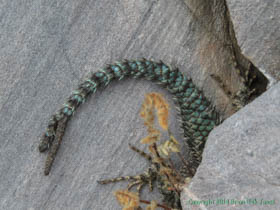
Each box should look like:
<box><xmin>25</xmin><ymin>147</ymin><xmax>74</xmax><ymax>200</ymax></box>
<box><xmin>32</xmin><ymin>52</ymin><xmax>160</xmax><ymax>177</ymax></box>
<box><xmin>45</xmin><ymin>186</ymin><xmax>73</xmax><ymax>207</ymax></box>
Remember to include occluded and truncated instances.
<box><xmin>0</xmin><ymin>0</ymin><xmax>278</xmax><ymax>209</ymax></box>
<box><xmin>0</xmin><ymin>1</ymin><xmax>201</xmax><ymax>209</ymax></box>
<box><xmin>227</xmin><ymin>0</ymin><xmax>280</xmax><ymax>82</ymax></box>
<box><xmin>181</xmin><ymin>82</ymin><xmax>280</xmax><ymax>210</ymax></box>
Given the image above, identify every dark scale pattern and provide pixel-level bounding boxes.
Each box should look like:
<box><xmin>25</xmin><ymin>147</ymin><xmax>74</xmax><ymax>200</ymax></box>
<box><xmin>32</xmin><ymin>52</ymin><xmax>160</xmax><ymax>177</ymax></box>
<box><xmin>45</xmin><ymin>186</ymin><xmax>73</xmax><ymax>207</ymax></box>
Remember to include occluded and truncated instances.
<box><xmin>39</xmin><ymin>59</ymin><xmax>220</xmax><ymax>175</ymax></box>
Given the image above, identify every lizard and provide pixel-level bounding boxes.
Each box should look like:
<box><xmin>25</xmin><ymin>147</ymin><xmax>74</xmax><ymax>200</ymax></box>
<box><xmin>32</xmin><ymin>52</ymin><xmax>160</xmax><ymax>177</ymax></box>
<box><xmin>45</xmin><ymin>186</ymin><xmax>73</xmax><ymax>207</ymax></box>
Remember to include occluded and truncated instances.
<box><xmin>39</xmin><ymin>59</ymin><xmax>220</xmax><ymax>209</ymax></box>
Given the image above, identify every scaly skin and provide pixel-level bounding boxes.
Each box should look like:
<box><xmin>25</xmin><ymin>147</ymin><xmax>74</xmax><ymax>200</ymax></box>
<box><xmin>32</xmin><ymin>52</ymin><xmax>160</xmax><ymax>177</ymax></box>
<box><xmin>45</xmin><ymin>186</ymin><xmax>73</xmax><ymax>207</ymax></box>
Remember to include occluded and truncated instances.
<box><xmin>39</xmin><ymin>58</ymin><xmax>219</xmax><ymax>176</ymax></box>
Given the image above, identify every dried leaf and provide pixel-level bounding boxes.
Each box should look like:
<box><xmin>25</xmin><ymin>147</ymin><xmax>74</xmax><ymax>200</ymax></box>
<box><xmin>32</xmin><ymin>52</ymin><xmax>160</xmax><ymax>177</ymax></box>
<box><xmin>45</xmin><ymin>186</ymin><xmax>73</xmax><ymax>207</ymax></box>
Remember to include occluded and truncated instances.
<box><xmin>140</xmin><ymin>134</ymin><xmax>159</xmax><ymax>145</ymax></box>
<box><xmin>114</xmin><ymin>189</ymin><xmax>140</xmax><ymax>210</ymax></box>
<box><xmin>140</xmin><ymin>129</ymin><xmax>160</xmax><ymax>145</ymax></box>
<box><xmin>140</xmin><ymin>94</ymin><xmax>155</xmax><ymax>128</ymax></box>
<box><xmin>152</xmin><ymin>93</ymin><xmax>169</xmax><ymax>130</ymax></box>
<box><xmin>157</xmin><ymin>144</ymin><xmax>169</xmax><ymax>157</ymax></box>
<box><xmin>147</xmin><ymin>127</ymin><xmax>160</xmax><ymax>136</ymax></box>
<box><xmin>169</xmin><ymin>135</ymin><xmax>179</xmax><ymax>145</ymax></box>
<box><xmin>157</xmin><ymin>136</ymin><xmax>180</xmax><ymax>158</ymax></box>
<box><xmin>157</xmin><ymin>112</ymin><xmax>168</xmax><ymax>130</ymax></box>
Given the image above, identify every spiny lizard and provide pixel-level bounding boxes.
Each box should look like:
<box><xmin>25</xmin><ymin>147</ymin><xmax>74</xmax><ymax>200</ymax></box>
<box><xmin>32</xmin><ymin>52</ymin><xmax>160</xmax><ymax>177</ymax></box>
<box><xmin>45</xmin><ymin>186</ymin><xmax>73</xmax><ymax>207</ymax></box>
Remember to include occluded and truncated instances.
<box><xmin>39</xmin><ymin>59</ymin><xmax>220</xmax><ymax>208</ymax></box>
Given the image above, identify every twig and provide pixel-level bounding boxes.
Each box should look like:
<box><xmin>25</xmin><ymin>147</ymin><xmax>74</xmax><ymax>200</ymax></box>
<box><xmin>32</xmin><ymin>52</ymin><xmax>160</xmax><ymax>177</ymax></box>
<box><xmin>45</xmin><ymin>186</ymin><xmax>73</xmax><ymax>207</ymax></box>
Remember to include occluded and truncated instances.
<box><xmin>140</xmin><ymin>199</ymin><xmax>172</xmax><ymax>210</ymax></box>
<box><xmin>152</xmin><ymin>143</ymin><xmax>181</xmax><ymax>197</ymax></box>
<box><xmin>177</xmin><ymin>152</ymin><xmax>194</xmax><ymax>177</ymax></box>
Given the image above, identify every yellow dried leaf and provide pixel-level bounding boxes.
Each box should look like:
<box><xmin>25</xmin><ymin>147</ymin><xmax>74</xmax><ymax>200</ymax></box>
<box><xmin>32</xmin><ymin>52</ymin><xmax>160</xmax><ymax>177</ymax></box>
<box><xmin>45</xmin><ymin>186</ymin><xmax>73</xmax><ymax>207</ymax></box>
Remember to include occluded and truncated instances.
<box><xmin>170</xmin><ymin>135</ymin><xmax>179</xmax><ymax>145</ymax></box>
<box><xmin>157</xmin><ymin>137</ymin><xmax>180</xmax><ymax>158</ymax></box>
<box><xmin>114</xmin><ymin>189</ymin><xmax>140</xmax><ymax>209</ymax></box>
<box><xmin>166</xmin><ymin>141</ymin><xmax>180</xmax><ymax>153</ymax></box>
<box><xmin>157</xmin><ymin>144</ymin><xmax>169</xmax><ymax>158</ymax></box>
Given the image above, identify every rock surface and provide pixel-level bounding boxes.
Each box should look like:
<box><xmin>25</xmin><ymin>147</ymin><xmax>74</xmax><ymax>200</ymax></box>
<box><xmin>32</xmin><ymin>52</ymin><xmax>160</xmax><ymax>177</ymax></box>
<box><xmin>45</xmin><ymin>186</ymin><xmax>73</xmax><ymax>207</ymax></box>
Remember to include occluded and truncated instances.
<box><xmin>0</xmin><ymin>1</ymin><xmax>204</xmax><ymax>209</ymax></box>
<box><xmin>227</xmin><ymin>0</ymin><xmax>280</xmax><ymax>82</ymax></box>
<box><xmin>181</xmin><ymin>82</ymin><xmax>280</xmax><ymax>210</ymax></box>
<box><xmin>0</xmin><ymin>0</ymin><xmax>278</xmax><ymax>210</ymax></box>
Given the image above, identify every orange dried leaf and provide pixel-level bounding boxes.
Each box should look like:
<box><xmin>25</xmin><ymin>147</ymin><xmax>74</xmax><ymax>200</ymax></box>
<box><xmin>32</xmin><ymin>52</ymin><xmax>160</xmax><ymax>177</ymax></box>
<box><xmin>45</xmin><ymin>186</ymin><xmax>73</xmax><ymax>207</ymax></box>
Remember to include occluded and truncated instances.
<box><xmin>140</xmin><ymin>93</ymin><xmax>170</xmax><ymax>131</ymax></box>
<box><xmin>152</xmin><ymin>93</ymin><xmax>169</xmax><ymax>109</ymax></box>
<box><xmin>147</xmin><ymin>127</ymin><xmax>159</xmax><ymax>135</ymax></box>
<box><xmin>140</xmin><ymin>135</ymin><xmax>159</xmax><ymax>145</ymax></box>
<box><xmin>140</xmin><ymin>95</ymin><xmax>155</xmax><ymax>126</ymax></box>
<box><xmin>114</xmin><ymin>189</ymin><xmax>140</xmax><ymax>209</ymax></box>
<box><xmin>141</xmin><ymin>108</ymin><xmax>155</xmax><ymax>125</ymax></box>
<box><xmin>157</xmin><ymin>113</ymin><xmax>168</xmax><ymax>130</ymax></box>
<box><xmin>152</xmin><ymin>93</ymin><xmax>169</xmax><ymax>130</ymax></box>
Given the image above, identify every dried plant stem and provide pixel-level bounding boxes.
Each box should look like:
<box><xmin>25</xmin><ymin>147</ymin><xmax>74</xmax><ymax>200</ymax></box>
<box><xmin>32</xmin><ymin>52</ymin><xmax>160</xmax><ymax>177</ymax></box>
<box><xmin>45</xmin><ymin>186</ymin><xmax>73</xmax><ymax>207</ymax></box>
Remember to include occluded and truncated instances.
<box><xmin>167</xmin><ymin>157</ymin><xmax>183</xmax><ymax>181</ymax></box>
<box><xmin>152</xmin><ymin>144</ymin><xmax>181</xmax><ymax>197</ymax></box>
<box><xmin>140</xmin><ymin>199</ymin><xmax>172</xmax><ymax>210</ymax></box>
<box><xmin>177</xmin><ymin>152</ymin><xmax>194</xmax><ymax>177</ymax></box>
